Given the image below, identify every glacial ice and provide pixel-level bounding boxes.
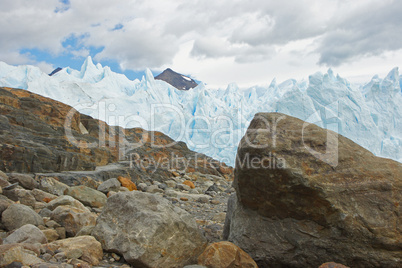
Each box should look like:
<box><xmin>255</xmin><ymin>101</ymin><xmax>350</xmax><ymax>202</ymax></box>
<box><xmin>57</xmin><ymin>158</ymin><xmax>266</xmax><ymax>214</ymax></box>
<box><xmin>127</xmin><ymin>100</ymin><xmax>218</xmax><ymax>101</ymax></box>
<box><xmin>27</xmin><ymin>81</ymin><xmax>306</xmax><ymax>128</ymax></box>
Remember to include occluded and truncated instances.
<box><xmin>0</xmin><ymin>56</ymin><xmax>401</xmax><ymax>166</ymax></box>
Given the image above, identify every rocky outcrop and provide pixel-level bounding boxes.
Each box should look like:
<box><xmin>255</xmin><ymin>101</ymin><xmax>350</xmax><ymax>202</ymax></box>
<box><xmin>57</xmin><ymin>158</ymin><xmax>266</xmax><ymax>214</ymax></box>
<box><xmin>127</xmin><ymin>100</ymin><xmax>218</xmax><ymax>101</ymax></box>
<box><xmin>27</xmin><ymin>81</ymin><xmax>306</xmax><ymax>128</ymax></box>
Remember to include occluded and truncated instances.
<box><xmin>0</xmin><ymin>87</ymin><xmax>233</xmax><ymax>180</ymax></box>
<box><xmin>92</xmin><ymin>191</ymin><xmax>208</xmax><ymax>267</ymax></box>
<box><xmin>155</xmin><ymin>68</ymin><xmax>198</xmax><ymax>90</ymax></box>
<box><xmin>224</xmin><ymin>113</ymin><xmax>402</xmax><ymax>268</ymax></box>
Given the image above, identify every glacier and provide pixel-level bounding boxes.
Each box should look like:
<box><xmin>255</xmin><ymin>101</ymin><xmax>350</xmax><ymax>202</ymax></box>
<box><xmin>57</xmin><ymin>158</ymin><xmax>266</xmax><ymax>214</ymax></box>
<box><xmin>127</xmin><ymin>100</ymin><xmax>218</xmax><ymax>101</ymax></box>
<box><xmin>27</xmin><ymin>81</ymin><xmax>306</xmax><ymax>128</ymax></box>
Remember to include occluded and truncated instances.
<box><xmin>0</xmin><ymin>56</ymin><xmax>401</xmax><ymax>166</ymax></box>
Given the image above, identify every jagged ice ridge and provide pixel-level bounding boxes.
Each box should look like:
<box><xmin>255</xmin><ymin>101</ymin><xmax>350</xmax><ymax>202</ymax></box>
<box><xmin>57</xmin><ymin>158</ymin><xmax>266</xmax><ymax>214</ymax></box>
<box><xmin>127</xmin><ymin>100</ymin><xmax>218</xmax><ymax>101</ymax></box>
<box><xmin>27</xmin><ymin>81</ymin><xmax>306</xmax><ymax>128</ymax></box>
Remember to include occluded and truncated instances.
<box><xmin>0</xmin><ymin>56</ymin><xmax>401</xmax><ymax>166</ymax></box>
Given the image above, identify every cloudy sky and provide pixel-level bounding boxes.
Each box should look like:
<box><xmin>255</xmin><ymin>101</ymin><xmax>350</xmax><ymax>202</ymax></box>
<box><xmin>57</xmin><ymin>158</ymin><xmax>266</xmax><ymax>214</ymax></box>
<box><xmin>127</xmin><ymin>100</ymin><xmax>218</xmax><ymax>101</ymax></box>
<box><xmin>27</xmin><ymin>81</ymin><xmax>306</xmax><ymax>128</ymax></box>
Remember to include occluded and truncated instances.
<box><xmin>0</xmin><ymin>0</ymin><xmax>401</xmax><ymax>87</ymax></box>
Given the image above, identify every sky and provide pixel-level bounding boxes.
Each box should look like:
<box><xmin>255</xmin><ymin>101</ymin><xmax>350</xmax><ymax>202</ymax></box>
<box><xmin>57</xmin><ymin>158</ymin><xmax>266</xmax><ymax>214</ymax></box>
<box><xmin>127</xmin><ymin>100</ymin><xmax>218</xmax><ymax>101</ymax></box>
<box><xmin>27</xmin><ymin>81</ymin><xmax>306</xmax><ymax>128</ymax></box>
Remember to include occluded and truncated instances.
<box><xmin>0</xmin><ymin>0</ymin><xmax>401</xmax><ymax>88</ymax></box>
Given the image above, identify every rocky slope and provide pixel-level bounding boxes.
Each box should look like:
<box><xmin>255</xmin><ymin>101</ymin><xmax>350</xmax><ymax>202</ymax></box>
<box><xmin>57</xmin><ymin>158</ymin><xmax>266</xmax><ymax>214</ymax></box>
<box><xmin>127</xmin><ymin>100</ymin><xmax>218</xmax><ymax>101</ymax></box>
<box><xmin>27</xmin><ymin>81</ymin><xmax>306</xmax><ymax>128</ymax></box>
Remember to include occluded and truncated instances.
<box><xmin>0</xmin><ymin>86</ymin><xmax>232</xmax><ymax>179</ymax></box>
<box><xmin>155</xmin><ymin>68</ymin><xmax>198</xmax><ymax>90</ymax></box>
<box><xmin>224</xmin><ymin>112</ymin><xmax>402</xmax><ymax>268</ymax></box>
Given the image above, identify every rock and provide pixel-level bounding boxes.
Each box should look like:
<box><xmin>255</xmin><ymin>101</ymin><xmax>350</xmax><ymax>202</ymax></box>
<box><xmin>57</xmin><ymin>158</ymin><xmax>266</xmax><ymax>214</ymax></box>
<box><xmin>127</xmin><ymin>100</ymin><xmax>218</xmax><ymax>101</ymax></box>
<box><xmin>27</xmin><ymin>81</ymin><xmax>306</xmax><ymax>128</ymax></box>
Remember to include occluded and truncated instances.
<box><xmin>198</xmin><ymin>196</ymin><xmax>210</xmax><ymax>203</ymax></box>
<box><xmin>165</xmin><ymin>180</ymin><xmax>176</xmax><ymax>188</ymax></box>
<box><xmin>319</xmin><ymin>262</ymin><xmax>350</xmax><ymax>268</ymax></box>
<box><xmin>48</xmin><ymin>236</ymin><xmax>103</xmax><ymax>265</ymax></box>
<box><xmin>8</xmin><ymin>173</ymin><xmax>38</xmax><ymax>190</ymax></box>
<box><xmin>3</xmin><ymin>224</ymin><xmax>47</xmax><ymax>244</ymax></box>
<box><xmin>183</xmin><ymin>180</ymin><xmax>195</xmax><ymax>189</ymax></box>
<box><xmin>2</xmin><ymin>204</ymin><xmax>44</xmax><ymax>231</ymax></box>
<box><xmin>75</xmin><ymin>225</ymin><xmax>95</xmax><ymax>237</ymax></box>
<box><xmin>31</xmin><ymin>189</ymin><xmax>57</xmax><ymax>203</ymax></box>
<box><xmin>177</xmin><ymin>183</ymin><xmax>191</xmax><ymax>191</ymax></box>
<box><xmin>50</xmin><ymin>205</ymin><xmax>96</xmax><ymax>237</ymax></box>
<box><xmin>4</xmin><ymin>261</ymin><xmax>24</xmax><ymax>268</ymax></box>
<box><xmin>146</xmin><ymin>184</ymin><xmax>164</xmax><ymax>193</ymax></box>
<box><xmin>46</xmin><ymin>195</ymin><xmax>86</xmax><ymax>211</ymax></box>
<box><xmin>158</xmin><ymin>183</ymin><xmax>167</xmax><ymax>190</ymax></box>
<box><xmin>224</xmin><ymin>113</ymin><xmax>402</xmax><ymax>268</ymax></box>
<box><xmin>41</xmin><ymin>229</ymin><xmax>59</xmax><ymax>243</ymax></box>
<box><xmin>0</xmin><ymin>244</ymin><xmax>43</xmax><ymax>267</ymax></box>
<box><xmin>38</xmin><ymin>177</ymin><xmax>69</xmax><ymax>196</ymax></box>
<box><xmin>117</xmin><ymin>176</ymin><xmax>137</xmax><ymax>191</ymax></box>
<box><xmin>190</xmin><ymin>189</ymin><xmax>199</xmax><ymax>194</ymax></box>
<box><xmin>44</xmin><ymin>220</ymin><xmax>60</xmax><ymax>228</ymax></box>
<box><xmin>38</xmin><ymin>208</ymin><xmax>52</xmax><ymax>218</ymax></box>
<box><xmin>210</xmin><ymin>199</ymin><xmax>220</xmax><ymax>205</ymax></box>
<box><xmin>212</xmin><ymin>212</ymin><xmax>226</xmax><ymax>222</ymax></box>
<box><xmin>197</xmin><ymin>241</ymin><xmax>258</xmax><ymax>268</ymax></box>
<box><xmin>0</xmin><ymin>171</ymin><xmax>10</xmax><ymax>187</ymax></box>
<box><xmin>3</xmin><ymin>183</ymin><xmax>18</xmax><ymax>191</ymax></box>
<box><xmin>0</xmin><ymin>170</ymin><xmax>9</xmax><ymax>180</ymax></box>
<box><xmin>92</xmin><ymin>191</ymin><xmax>207</xmax><ymax>267</ymax></box>
<box><xmin>0</xmin><ymin>196</ymin><xmax>13</xmax><ymax>215</ymax></box>
<box><xmin>2</xmin><ymin>189</ymin><xmax>36</xmax><ymax>207</ymax></box>
<box><xmin>206</xmin><ymin>184</ymin><xmax>219</xmax><ymax>193</ymax></box>
<box><xmin>96</xmin><ymin>178</ymin><xmax>121</xmax><ymax>193</ymax></box>
<box><xmin>55</xmin><ymin>227</ymin><xmax>66</xmax><ymax>240</ymax></box>
<box><xmin>0</xmin><ymin>186</ymin><xmax>2</xmax><ymax>194</ymax></box>
<box><xmin>137</xmin><ymin>182</ymin><xmax>147</xmax><ymax>191</ymax></box>
<box><xmin>66</xmin><ymin>186</ymin><xmax>106</xmax><ymax>208</ymax></box>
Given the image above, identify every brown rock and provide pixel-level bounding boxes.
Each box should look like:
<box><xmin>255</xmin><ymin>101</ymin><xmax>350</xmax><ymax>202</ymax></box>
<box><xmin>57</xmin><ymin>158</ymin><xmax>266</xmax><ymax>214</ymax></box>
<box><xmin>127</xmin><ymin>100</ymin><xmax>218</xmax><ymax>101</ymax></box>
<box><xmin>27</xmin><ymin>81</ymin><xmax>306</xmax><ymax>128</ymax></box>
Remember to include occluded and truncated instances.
<box><xmin>48</xmin><ymin>236</ymin><xmax>103</xmax><ymax>265</ymax></box>
<box><xmin>198</xmin><ymin>241</ymin><xmax>258</xmax><ymax>268</ymax></box>
<box><xmin>0</xmin><ymin>244</ymin><xmax>43</xmax><ymax>266</ymax></box>
<box><xmin>319</xmin><ymin>262</ymin><xmax>350</xmax><ymax>268</ymax></box>
<box><xmin>224</xmin><ymin>113</ymin><xmax>402</xmax><ymax>268</ymax></box>
<box><xmin>65</xmin><ymin>186</ymin><xmax>106</xmax><ymax>208</ymax></box>
<box><xmin>117</xmin><ymin>176</ymin><xmax>137</xmax><ymax>191</ymax></box>
<box><xmin>180</xmin><ymin>197</ymin><xmax>189</xmax><ymax>201</ymax></box>
<box><xmin>42</xmin><ymin>229</ymin><xmax>59</xmax><ymax>242</ymax></box>
<box><xmin>183</xmin><ymin>180</ymin><xmax>195</xmax><ymax>189</ymax></box>
<box><xmin>51</xmin><ymin>205</ymin><xmax>96</xmax><ymax>237</ymax></box>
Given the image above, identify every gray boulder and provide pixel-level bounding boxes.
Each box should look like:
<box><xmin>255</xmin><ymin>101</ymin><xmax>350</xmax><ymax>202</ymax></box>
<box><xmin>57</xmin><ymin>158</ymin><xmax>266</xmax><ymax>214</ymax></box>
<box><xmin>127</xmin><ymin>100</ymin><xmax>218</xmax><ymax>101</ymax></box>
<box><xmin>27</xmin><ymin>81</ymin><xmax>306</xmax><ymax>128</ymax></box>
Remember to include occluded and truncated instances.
<box><xmin>97</xmin><ymin>178</ymin><xmax>121</xmax><ymax>193</ymax></box>
<box><xmin>92</xmin><ymin>191</ymin><xmax>207</xmax><ymax>267</ymax></box>
<box><xmin>2</xmin><ymin>204</ymin><xmax>44</xmax><ymax>231</ymax></box>
<box><xmin>4</xmin><ymin>224</ymin><xmax>47</xmax><ymax>244</ymax></box>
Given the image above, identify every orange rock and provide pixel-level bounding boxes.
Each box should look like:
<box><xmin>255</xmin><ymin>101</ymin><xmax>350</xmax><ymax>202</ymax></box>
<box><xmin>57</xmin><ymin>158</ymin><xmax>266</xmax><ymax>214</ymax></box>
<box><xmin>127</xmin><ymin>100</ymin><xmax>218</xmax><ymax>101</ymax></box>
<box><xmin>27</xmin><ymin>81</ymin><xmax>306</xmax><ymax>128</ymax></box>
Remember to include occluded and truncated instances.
<box><xmin>172</xmin><ymin>171</ymin><xmax>180</xmax><ymax>177</ymax></box>
<box><xmin>198</xmin><ymin>241</ymin><xmax>258</xmax><ymax>268</ymax></box>
<box><xmin>319</xmin><ymin>262</ymin><xmax>350</xmax><ymax>268</ymax></box>
<box><xmin>183</xmin><ymin>180</ymin><xmax>195</xmax><ymax>189</ymax></box>
<box><xmin>43</xmin><ymin>197</ymin><xmax>52</xmax><ymax>203</ymax></box>
<box><xmin>180</xmin><ymin>197</ymin><xmax>188</xmax><ymax>201</ymax></box>
<box><xmin>117</xmin><ymin>176</ymin><xmax>137</xmax><ymax>191</ymax></box>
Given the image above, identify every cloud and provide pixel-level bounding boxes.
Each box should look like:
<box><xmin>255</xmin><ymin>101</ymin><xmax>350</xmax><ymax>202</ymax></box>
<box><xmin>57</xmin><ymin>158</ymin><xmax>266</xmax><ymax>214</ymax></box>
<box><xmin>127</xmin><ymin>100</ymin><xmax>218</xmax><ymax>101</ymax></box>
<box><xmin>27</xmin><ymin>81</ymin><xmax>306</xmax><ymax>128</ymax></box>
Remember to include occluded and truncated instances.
<box><xmin>317</xmin><ymin>0</ymin><xmax>402</xmax><ymax>66</ymax></box>
<box><xmin>0</xmin><ymin>0</ymin><xmax>400</xmax><ymax>76</ymax></box>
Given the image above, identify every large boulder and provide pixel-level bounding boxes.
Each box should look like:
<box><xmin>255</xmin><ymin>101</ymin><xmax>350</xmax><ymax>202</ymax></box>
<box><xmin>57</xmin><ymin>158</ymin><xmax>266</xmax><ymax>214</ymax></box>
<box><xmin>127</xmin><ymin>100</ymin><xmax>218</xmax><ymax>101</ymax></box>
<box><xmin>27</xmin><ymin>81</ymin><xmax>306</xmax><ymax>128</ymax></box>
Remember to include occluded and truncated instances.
<box><xmin>92</xmin><ymin>191</ymin><xmax>207</xmax><ymax>267</ymax></box>
<box><xmin>3</xmin><ymin>224</ymin><xmax>47</xmax><ymax>244</ymax></box>
<box><xmin>224</xmin><ymin>113</ymin><xmax>402</xmax><ymax>268</ymax></box>
<box><xmin>48</xmin><ymin>195</ymin><xmax>97</xmax><ymax>237</ymax></box>
<box><xmin>50</xmin><ymin>205</ymin><xmax>97</xmax><ymax>237</ymax></box>
<box><xmin>66</xmin><ymin>185</ymin><xmax>106</xmax><ymax>208</ymax></box>
<box><xmin>1</xmin><ymin>204</ymin><xmax>44</xmax><ymax>231</ymax></box>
